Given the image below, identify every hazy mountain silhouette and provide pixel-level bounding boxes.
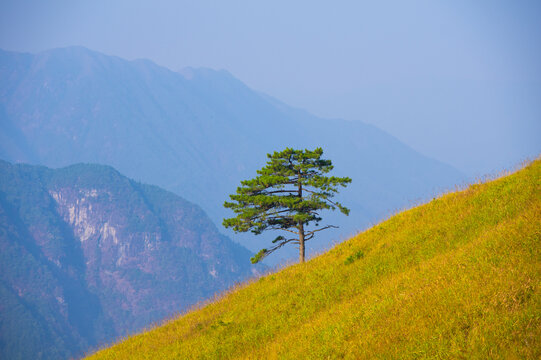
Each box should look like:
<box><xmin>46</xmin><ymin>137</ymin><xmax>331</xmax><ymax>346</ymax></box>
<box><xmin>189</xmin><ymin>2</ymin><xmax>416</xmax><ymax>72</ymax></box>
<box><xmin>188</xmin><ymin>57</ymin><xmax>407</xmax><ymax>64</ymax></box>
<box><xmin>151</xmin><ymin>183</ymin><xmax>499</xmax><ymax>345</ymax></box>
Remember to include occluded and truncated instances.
<box><xmin>0</xmin><ymin>46</ymin><xmax>465</xmax><ymax>263</ymax></box>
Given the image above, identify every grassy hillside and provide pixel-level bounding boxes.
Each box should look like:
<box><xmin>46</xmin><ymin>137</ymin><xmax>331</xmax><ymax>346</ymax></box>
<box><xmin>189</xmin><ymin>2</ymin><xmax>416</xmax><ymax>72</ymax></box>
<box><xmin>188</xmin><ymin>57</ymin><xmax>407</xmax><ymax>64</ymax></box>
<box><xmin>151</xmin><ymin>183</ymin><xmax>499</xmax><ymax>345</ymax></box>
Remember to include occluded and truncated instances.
<box><xmin>88</xmin><ymin>159</ymin><xmax>540</xmax><ymax>359</ymax></box>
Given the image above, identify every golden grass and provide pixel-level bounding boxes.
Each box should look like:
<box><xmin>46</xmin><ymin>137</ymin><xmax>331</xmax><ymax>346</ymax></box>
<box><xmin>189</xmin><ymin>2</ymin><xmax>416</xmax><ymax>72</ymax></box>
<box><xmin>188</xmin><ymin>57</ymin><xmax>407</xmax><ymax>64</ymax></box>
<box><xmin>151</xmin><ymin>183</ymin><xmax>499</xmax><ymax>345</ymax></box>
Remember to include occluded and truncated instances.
<box><xmin>88</xmin><ymin>159</ymin><xmax>540</xmax><ymax>359</ymax></box>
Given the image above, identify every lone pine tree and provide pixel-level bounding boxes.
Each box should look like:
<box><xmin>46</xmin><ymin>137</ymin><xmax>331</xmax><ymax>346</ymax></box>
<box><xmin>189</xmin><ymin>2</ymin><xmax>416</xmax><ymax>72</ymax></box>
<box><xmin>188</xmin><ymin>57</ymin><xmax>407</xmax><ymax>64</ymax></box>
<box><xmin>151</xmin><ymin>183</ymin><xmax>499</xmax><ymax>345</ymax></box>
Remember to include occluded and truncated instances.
<box><xmin>223</xmin><ymin>148</ymin><xmax>351</xmax><ymax>263</ymax></box>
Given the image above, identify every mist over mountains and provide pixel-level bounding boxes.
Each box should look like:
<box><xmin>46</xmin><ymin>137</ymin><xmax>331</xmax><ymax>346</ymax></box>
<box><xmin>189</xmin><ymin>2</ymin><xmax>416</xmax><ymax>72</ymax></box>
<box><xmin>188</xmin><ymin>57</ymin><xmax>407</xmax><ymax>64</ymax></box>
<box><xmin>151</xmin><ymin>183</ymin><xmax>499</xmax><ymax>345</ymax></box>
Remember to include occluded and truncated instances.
<box><xmin>0</xmin><ymin>46</ymin><xmax>466</xmax><ymax>262</ymax></box>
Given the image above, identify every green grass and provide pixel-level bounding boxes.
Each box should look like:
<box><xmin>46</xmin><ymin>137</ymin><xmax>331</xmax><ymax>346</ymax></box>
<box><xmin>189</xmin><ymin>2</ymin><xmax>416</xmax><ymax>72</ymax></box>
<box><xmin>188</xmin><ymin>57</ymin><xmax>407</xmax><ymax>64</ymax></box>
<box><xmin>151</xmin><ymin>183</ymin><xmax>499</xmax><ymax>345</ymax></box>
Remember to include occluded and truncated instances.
<box><xmin>88</xmin><ymin>159</ymin><xmax>540</xmax><ymax>359</ymax></box>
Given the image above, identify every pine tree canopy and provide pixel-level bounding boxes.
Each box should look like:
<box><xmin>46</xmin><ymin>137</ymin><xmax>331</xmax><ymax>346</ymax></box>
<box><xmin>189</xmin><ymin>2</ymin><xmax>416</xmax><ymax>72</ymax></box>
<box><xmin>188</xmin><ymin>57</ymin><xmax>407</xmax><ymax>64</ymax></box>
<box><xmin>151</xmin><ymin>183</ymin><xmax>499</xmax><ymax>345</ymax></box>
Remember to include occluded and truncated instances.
<box><xmin>223</xmin><ymin>147</ymin><xmax>351</xmax><ymax>263</ymax></box>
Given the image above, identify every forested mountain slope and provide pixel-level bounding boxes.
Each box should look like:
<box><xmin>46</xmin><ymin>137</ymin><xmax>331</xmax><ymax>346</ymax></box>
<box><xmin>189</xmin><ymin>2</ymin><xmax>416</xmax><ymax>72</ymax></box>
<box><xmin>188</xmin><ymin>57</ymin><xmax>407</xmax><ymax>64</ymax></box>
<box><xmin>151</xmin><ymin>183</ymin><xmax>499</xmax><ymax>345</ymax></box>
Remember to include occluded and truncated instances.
<box><xmin>0</xmin><ymin>160</ymin><xmax>260</xmax><ymax>359</ymax></box>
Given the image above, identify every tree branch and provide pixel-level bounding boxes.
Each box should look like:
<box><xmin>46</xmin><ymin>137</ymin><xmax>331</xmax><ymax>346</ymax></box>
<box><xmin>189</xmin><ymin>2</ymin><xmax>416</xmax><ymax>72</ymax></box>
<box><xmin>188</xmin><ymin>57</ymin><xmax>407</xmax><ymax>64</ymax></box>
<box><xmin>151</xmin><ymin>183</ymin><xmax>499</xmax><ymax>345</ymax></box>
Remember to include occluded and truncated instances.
<box><xmin>305</xmin><ymin>225</ymin><xmax>338</xmax><ymax>237</ymax></box>
<box><xmin>269</xmin><ymin>238</ymin><xmax>298</xmax><ymax>252</ymax></box>
<box><xmin>302</xmin><ymin>188</ymin><xmax>342</xmax><ymax>208</ymax></box>
<box><xmin>261</xmin><ymin>189</ymin><xmax>298</xmax><ymax>194</ymax></box>
<box><xmin>248</xmin><ymin>209</ymin><xmax>292</xmax><ymax>221</ymax></box>
<box><xmin>268</xmin><ymin>227</ymin><xmax>298</xmax><ymax>235</ymax></box>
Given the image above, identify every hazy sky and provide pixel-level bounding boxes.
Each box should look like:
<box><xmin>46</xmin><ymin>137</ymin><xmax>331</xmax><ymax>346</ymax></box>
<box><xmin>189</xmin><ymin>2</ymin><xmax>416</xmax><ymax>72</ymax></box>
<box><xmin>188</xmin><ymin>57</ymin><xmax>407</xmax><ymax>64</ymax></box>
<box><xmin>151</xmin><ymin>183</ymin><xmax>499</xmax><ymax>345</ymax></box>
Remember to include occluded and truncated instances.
<box><xmin>1</xmin><ymin>0</ymin><xmax>539</xmax><ymax>175</ymax></box>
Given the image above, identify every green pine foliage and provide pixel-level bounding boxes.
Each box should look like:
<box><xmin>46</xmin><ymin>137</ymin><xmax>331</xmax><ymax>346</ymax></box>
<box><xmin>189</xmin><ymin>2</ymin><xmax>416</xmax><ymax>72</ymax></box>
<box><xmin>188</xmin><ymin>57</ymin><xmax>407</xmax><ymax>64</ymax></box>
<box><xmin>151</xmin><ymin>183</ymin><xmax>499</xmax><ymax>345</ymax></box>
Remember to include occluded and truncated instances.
<box><xmin>223</xmin><ymin>148</ymin><xmax>351</xmax><ymax>263</ymax></box>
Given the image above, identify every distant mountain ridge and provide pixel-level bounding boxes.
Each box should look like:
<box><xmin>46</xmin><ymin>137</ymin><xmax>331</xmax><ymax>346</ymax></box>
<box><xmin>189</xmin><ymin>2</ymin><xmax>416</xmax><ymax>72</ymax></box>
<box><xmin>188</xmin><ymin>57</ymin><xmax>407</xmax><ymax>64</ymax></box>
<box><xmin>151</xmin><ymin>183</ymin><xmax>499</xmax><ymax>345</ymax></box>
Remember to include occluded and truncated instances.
<box><xmin>0</xmin><ymin>46</ymin><xmax>466</xmax><ymax>262</ymax></box>
<box><xmin>0</xmin><ymin>160</ymin><xmax>260</xmax><ymax>359</ymax></box>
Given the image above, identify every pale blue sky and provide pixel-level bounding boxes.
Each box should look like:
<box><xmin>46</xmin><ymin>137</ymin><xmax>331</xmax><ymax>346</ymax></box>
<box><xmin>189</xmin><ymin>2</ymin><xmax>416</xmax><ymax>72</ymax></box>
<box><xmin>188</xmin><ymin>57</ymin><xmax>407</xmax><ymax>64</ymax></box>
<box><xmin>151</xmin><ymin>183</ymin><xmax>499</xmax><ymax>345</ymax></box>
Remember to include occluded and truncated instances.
<box><xmin>1</xmin><ymin>0</ymin><xmax>539</xmax><ymax>175</ymax></box>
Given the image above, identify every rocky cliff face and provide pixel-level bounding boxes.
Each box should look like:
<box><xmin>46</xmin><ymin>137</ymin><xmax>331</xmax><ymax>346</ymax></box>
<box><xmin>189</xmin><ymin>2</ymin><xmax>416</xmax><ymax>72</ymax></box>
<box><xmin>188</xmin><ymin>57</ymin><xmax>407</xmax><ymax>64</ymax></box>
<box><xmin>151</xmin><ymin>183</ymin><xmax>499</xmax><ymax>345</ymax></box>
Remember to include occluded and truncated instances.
<box><xmin>0</xmin><ymin>160</ymin><xmax>260</xmax><ymax>359</ymax></box>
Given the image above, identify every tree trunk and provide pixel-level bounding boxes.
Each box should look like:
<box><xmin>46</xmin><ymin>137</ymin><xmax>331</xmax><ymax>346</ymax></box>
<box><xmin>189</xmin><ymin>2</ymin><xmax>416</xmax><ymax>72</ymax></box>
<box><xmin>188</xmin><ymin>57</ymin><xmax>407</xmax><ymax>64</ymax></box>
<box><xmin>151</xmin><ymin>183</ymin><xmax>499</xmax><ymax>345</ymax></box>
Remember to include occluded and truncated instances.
<box><xmin>298</xmin><ymin>169</ymin><xmax>305</xmax><ymax>262</ymax></box>
<box><xmin>299</xmin><ymin>222</ymin><xmax>305</xmax><ymax>263</ymax></box>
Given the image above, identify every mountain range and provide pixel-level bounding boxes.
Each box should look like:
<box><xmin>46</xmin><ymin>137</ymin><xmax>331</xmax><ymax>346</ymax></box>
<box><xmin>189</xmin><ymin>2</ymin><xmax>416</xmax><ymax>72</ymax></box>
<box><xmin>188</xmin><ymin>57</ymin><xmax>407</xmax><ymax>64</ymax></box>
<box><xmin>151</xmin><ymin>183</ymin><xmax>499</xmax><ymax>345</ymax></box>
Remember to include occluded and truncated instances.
<box><xmin>0</xmin><ymin>46</ymin><xmax>466</xmax><ymax>263</ymax></box>
<box><xmin>0</xmin><ymin>160</ymin><xmax>260</xmax><ymax>359</ymax></box>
